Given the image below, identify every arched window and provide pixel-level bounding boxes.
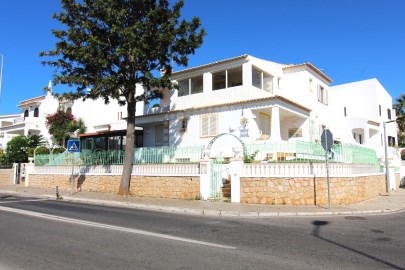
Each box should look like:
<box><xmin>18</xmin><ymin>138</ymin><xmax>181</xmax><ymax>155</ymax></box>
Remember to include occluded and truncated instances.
<box><xmin>66</xmin><ymin>107</ymin><xmax>72</xmax><ymax>114</ymax></box>
<box><xmin>24</xmin><ymin>110</ymin><xmax>29</xmax><ymax>118</ymax></box>
<box><xmin>34</xmin><ymin>108</ymin><xmax>39</xmax><ymax>117</ymax></box>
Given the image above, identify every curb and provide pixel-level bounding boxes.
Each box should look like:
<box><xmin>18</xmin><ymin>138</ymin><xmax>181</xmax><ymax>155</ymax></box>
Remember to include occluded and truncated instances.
<box><xmin>1</xmin><ymin>190</ymin><xmax>404</xmax><ymax>218</ymax></box>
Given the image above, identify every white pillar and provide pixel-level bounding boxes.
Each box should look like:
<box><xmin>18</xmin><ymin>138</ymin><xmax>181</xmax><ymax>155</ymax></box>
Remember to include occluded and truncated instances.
<box><xmin>24</xmin><ymin>163</ymin><xmax>34</xmax><ymax>187</ymax></box>
<box><xmin>270</xmin><ymin>106</ymin><xmax>282</xmax><ymax>141</ymax></box>
<box><xmin>230</xmin><ymin>158</ymin><xmax>243</xmax><ymax>203</ymax></box>
<box><xmin>12</xmin><ymin>163</ymin><xmax>18</xmax><ymax>184</ymax></box>
<box><xmin>363</xmin><ymin>126</ymin><xmax>369</xmax><ymax>145</ymax></box>
<box><xmin>199</xmin><ymin>159</ymin><xmax>211</xmax><ymax>200</ymax></box>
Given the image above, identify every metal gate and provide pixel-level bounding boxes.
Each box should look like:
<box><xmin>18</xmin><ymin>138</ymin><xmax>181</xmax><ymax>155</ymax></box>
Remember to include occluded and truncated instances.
<box><xmin>210</xmin><ymin>156</ymin><xmax>223</xmax><ymax>198</ymax></box>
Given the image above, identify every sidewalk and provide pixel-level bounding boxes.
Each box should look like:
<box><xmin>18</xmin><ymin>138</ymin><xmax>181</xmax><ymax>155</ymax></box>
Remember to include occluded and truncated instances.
<box><xmin>1</xmin><ymin>185</ymin><xmax>405</xmax><ymax>217</ymax></box>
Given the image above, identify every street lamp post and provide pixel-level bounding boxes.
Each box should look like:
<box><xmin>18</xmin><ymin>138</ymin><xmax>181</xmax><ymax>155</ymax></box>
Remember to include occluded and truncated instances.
<box><xmin>383</xmin><ymin>119</ymin><xmax>397</xmax><ymax>193</ymax></box>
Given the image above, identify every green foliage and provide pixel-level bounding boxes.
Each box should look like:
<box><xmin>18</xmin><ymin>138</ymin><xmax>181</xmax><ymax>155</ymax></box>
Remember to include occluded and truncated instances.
<box><xmin>45</xmin><ymin>110</ymin><xmax>77</xmax><ymax>146</ymax></box>
<box><xmin>40</xmin><ymin>0</ymin><xmax>205</xmax><ymax>104</ymax></box>
<box><xmin>394</xmin><ymin>94</ymin><xmax>405</xmax><ymax>146</ymax></box>
<box><xmin>27</xmin><ymin>147</ymin><xmax>35</xmax><ymax>157</ymax></box>
<box><xmin>243</xmin><ymin>150</ymin><xmax>259</xmax><ymax>163</ymax></box>
<box><xmin>35</xmin><ymin>146</ymin><xmax>51</xmax><ymax>155</ymax></box>
<box><xmin>401</xmin><ymin>149</ymin><xmax>405</xmax><ymax>161</ymax></box>
<box><xmin>52</xmin><ymin>147</ymin><xmax>66</xmax><ymax>154</ymax></box>
<box><xmin>40</xmin><ymin>0</ymin><xmax>205</xmax><ymax>195</ymax></box>
<box><xmin>67</xmin><ymin>117</ymin><xmax>87</xmax><ymax>135</ymax></box>
<box><xmin>5</xmin><ymin>136</ymin><xmax>30</xmax><ymax>163</ymax></box>
<box><xmin>0</xmin><ymin>153</ymin><xmax>9</xmax><ymax>166</ymax></box>
<box><xmin>27</xmin><ymin>135</ymin><xmax>47</xmax><ymax>148</ymax></box>
<box><xmin>0</xmin><ymin>149</ymin><xmax>10</xmax><ymax>166</ymax></box>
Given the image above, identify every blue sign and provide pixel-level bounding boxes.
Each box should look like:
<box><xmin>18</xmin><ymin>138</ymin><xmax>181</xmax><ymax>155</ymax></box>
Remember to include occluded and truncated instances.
<box><xmin>67</xmin><ymin>140</ymin><xmax>81</xmax><ymax>153</ymax></box>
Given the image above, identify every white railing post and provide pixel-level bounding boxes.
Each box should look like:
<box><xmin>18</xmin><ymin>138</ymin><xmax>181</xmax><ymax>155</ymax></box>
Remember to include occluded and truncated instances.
<box><xmin>230</xmin><ymin>157</ymin><xmax>243</xmax><ymax>203</ymax></box>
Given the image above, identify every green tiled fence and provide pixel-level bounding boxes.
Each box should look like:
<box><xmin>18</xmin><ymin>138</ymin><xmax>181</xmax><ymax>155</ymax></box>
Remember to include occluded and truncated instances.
<box><xmin>245</xmin><ymin>141</ymin><xmax>378</xmax><ymax>165</ymax></box>
<box><xmin>34</xmin><ymin>141</ymin><xmax>378</xmax><ymax>166</ymax></box>
<box><xmin>35</xmin><ymin>146</ymin><xmax>204</xmax><ymax>166</ymax></box>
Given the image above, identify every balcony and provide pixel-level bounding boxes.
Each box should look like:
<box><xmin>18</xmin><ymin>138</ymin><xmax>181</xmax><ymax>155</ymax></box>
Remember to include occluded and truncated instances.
<box><xmin>145</xmin><ymin>104</ymin><xmax>170</xmax><ymax>115</ymax></box>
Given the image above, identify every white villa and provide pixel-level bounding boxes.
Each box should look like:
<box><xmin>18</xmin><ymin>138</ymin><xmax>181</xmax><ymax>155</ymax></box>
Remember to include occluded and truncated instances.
<box><xmin>0</xmin><ymin>55</ymin><xmax>398</xmax><ymax>164</ymax></box>
<box><xmin>135</xmin><ymin>55</ymin><xmax>397</xmax><ymax>161</ymax></box>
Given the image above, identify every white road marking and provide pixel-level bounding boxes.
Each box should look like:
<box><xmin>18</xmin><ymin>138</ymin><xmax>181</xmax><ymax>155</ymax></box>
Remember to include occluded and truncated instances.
<box><xmin>0</xmin><ymin>205</ymin><xmax>235</xmax><ymax>250</ymax></box>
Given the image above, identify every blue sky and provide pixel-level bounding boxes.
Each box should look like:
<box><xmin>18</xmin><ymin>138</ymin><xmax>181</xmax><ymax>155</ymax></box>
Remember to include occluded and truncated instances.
<box><xmin>0</xmin><ymin>0</ymin><xmax>404</xmax><ymax>115</ymax></box>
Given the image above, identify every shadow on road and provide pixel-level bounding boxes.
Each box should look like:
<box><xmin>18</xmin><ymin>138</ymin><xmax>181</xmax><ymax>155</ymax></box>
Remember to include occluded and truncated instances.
<box><xmin>311</xmin><ymin>220</ymin><xmax>404</xmax><ymax>270</ymax></box>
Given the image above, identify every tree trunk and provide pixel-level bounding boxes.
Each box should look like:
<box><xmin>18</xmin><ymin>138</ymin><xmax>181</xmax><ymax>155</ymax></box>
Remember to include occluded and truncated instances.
<box><xmin>118</xmin><ymin>96</ymin><xmax>136</xmax><ymax>196</ymax></box>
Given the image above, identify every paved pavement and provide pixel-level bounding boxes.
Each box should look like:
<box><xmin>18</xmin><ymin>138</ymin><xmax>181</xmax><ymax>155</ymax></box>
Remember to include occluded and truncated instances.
<box><xmin>1</xmin><ymin>184</ymin><xmax>405</xmax><ymax>217</ymax></box>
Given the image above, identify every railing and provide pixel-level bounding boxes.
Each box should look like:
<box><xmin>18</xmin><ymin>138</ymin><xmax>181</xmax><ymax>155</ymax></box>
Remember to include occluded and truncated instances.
<box><xmin>242</xmin><ymin>163</ymin><xmax>380</xmax><ymax>176</ymax></box>
<box><xmin>35</xmin><ymin>146</ymin><xmax>204</xmax><ymax>166</ymax></box>
<box><xmin>32</xmin><ymin>163</ymin><xmax>200</xmax><ymax>175</ymax></box>
<box><xmin>34</xmin><ymin>142</ymin><xmax>378</xmax><ymax>167</ymax></box>
<box><xmin>245</xmin><ymin>141</ymin><xmax>378</xmax><ymax>165</ymax></box>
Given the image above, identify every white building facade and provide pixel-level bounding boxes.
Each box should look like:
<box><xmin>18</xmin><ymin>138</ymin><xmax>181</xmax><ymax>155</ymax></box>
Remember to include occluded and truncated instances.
<box><xmin>134</xmin><ymin>55</ymin><xmax>397</xmax><ymax>161</ymax></box>
<box><xmin>0</xmin><ymin>55</ymin><xmax>398</xmax><ymax>164</ymax></box>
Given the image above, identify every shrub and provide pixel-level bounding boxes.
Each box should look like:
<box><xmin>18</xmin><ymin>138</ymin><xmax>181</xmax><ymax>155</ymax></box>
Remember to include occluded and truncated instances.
<box><xmin>27</xmin><ymin>147</ymin><xmax>35</xmax><ymax>157</ymax></box>
<box><xmin>243</xmin><ymin>150</ymin><xmax>259</xmax><ymax>163</ymax></box>
<box><xmin>52</xmin><ymin>147</ymin><xmax>66</xmax><ymax>154</ymax></box>
<box><xmin>35</xmin><ymin>147</ymin><xmax>51</xmax><ymax>155</ymax></box>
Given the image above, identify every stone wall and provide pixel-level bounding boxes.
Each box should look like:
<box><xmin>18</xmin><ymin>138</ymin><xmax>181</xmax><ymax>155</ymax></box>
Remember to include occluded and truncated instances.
<box><xmin>29</xmin><ymin>174</ymin><xmax>200</xmax><ymax>200</ymax></box>
<box><xmin>0</xmin><ymin>169</ymin><xmax>13</xmax><ymax>186</ymax></box>
<box><xmin>241</xmin><ymin>174</ymin><xmax>391</xmax><ymax>206</ymax></box>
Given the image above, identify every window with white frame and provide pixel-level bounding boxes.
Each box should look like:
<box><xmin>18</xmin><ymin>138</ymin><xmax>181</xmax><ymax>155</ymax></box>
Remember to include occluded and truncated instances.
<box><xmin>252</xmin><ymin>66</ymin><xmax>273</xmax><ymax>93</ymax></box>
<box><xmin>200</xmin><ymin>114</ymin><xmax>218</xmax><ymax>137</ymax></box>
<box><xmin>178</xmin><ymin>75</ymin><xmax>203</xmax><ymax>96</ymax></box>
<box><xmin>258</xmin><ymin>113</ymin><xmax>270</xmax><ymax>136</ymax></box>
<box><xmin>317</xmin><ymin>85</ymin><xmax>328</xmax><ymax>105</ymax></box>
<box><xmin>212</xmin><ymin>66</ymin><xmax>242</xmax><ymax>90</ymax></box>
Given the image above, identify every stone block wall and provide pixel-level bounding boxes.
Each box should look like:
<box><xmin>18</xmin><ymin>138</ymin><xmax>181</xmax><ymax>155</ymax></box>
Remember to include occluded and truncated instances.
<box><xmin>0</xmin><ymin>169</ymin><xmax>13</xmax><ymax>186</ymax></box>
<box><xmin>29</xmin><ymin>174</ymin><xmax>200</xmax><ymax>200</ymax></box>
<box><xmin>241</xmin><ymin>174</ymin><xmax>388</xmax><ymax>206</ymax></box>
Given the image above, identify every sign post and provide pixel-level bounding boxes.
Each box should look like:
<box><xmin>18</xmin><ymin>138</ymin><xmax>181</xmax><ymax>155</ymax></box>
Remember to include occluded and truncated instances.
<box><xmin>67</xmin><ymin>139</ymin><xmax>81</xmax><ymax>195</ymax></box>
<box><xmin>321</xmin><ymin>128</ymin><xmax>333</xmax><ymax>210</ymax></box>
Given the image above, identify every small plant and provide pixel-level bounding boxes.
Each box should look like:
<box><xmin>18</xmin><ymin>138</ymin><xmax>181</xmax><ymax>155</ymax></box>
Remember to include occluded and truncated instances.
<box><xmin>152</xmin><ymin>103</ymin><xmax>160</xmax><ymax>108</ymax></box>
<box><xmin>243</xmin><ymin>150</ymin><xmax>259</xmax><ymax>163</ymax></box>
<box><xmin>240</xmin><ymin>116</ymin><xmax>249</xmax><ymax>126</ymax></box>
<box><xmin>401</xmin><ymin>149</ymin><xmax>405</xmax><ymax>160</ymax></box>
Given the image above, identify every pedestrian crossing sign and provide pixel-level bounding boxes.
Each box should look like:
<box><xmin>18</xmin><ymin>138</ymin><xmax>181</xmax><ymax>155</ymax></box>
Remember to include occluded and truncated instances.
<box><xmin>67</xmin><ymin>140</ymin><xmax>81</xmax><ymax>153</ymax></box>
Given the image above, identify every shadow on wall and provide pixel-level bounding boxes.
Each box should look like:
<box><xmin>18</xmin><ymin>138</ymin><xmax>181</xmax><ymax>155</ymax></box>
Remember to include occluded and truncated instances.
<box><xmin>77</xmin><ymin>175</ymin><xmax>86</xmax><ymax>190</ymax></box>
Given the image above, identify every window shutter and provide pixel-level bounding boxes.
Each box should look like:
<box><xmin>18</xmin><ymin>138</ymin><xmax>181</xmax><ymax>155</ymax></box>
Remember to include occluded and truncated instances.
<box><xmin>317</xmin><ymin>86</ymin><xmax>321</xmax><ymax>101</ymax></box>
<box><xmin>201</xmin><ymin>116</ymin><xmax>209</xmax><ymax>137</ymax></box>
<box><xmin>209</xmin><ymin>115</ymin><xmax>217</xmax><ymax>136</ymax></box>
<box><xmin>324</xmin><ymin>89</ymin><xmax>328</xmax><ymax>105</ymax></box>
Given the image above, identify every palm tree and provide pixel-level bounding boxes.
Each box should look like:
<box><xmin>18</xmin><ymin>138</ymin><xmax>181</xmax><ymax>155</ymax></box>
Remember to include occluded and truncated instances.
<box><xmin>394</xmin><ymin>94</ymin><xmax>405</xmax><ymax>146</ymax></box>
<box><xmin>67</xmin><ymin>118</ymin><xmax>87</xmax><ymax>137</ymax></box>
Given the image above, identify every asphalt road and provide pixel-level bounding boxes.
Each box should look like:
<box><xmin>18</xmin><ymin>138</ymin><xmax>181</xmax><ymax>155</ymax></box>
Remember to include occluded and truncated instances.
<box><xmin>0</xmin><ymin>195</ymin><xmax>405</xmax><ymax>270</ymax></box>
